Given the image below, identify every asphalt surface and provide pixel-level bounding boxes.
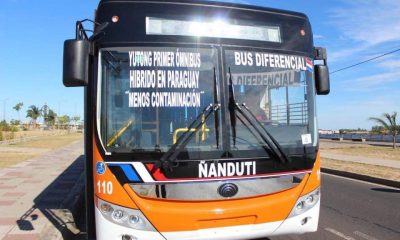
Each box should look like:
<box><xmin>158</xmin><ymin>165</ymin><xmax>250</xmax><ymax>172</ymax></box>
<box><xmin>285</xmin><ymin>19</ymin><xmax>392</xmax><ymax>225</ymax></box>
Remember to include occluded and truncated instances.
<box><xmin>267</xmin><ymin>173</ymin><xmax>400</xmax><ymax>240</ymax></box>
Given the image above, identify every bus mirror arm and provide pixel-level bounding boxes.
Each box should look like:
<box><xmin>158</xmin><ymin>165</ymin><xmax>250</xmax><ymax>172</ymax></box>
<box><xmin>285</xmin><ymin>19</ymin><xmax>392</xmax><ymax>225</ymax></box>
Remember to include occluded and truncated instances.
<box><xmin>313</xmin><ymin>47</ymin><xmax>330</xmax><ymax>95</ymax></box>
<box><xmin>313</xmin><ymin>47</ymin><xmax>327</xmax><ymax>65</ymax></box>
<box><xmin>89</xmin><ymin>22</ymin><xmax>109</xmax><ymax>41</ymax></box>
<box><xmin>75</xmin><ymin>19</ymin><xmax>109</xmax><ymax>42</ymax></box>
<box><xmin>63</xmin><ymin>19</ymin><xmax>109</xmax><ymax>87</ymax></box>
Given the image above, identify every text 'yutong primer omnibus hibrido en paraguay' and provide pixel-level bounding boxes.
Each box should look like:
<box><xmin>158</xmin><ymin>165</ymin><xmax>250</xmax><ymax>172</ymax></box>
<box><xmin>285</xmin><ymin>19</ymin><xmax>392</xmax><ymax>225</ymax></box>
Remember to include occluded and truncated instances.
<box><xmin>62</xmin><ymin>0</ymin><xmax>330</xmax><ymax>239</ymax></box>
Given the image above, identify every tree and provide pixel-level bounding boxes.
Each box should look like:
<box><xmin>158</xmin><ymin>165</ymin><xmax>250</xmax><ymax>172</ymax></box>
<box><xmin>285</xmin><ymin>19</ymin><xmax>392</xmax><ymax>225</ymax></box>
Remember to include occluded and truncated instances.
<box><xmin>370</xmin><ymin>125</ymin><xmax>385</xmax><ymax>134</ymax></box>
<box><xmin>57</xmin><ymin>115</ymin><xmax>70</xmax><ymax>129</ymax></box>
<box><xmin>369</xmin><ymin>112</ymin><xmax>399</xmax><ymax>149</ymax></box>
<box><xmin>45</xmin><ymin>109</ymin><xmax>57</xmax><ymax>127</ymax></box>
<box><xmin>10</xmin><ymin>119</ymin><xmax>21</xmax><ymax>126</ymax></box>
<box><xmin>71</xmin><ymin>116</ymin><xmax>80</xmax><ymax>125</ymax></box>
<box><xmin>0</xmin><ymin>120</ymin><xmax>9</xmax><ymax>131</ymax></box>
<box><xmin>13</xmin><ymin>102</ymin><xmax>23</xmax><ymax>122</ymax></box>
<box><xmin>26</xmin><ymin>105</ymin><xmax>41</xmax><ymax>127</ymax></box>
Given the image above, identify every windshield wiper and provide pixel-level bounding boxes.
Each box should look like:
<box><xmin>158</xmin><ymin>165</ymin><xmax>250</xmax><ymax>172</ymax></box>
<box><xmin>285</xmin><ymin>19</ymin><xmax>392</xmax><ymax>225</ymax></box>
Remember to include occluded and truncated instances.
<box><xmin>152</xmin><ymin>103</ymin><xmax>220</xmax><ymax>172</ymax></box>
<box><xmin>153</xmin><ymin>70</ymin><xmax>221</xmax><ymax>172</ymax></box>
<box><xmin>227</xmin><ymin>68</ymin><xmax>288</xmax><ymax>164</ymax></box>
<box><xmin>228</xmin><ymin>68</ymin><xmax>237</xmax><ymax>146</ymax></box>
<box><xmin>213</xmin><ymin>67</ymin><xmax>220</xmax><ymax>149</ymax></box>
<box><xmin>240</xmin><ymin>103</ymin><xmax>289</xmax><ymax>163</ymax></box>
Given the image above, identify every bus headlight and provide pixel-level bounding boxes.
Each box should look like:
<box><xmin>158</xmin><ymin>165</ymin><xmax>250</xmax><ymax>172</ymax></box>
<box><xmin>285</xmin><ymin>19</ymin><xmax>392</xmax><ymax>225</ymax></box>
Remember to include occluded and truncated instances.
<box><xmin>295</xmin><ymin>201</ymin><xmax>305</xmax><ymax>213</ymax></box>
<box><xmin>97</xmin><ymin>198</ymin><xmax>156</xmax><ymax>231</ymax></box>
<box><xmin>305</xmin><ymin>195</ymin><xmax>315</xmax><ymax>205</ymax></box>
<box><xmin>112</xmin><ymin>209</ymin><xmax>128</xmax><ymax>222</ymax></box>
<box><xmin>129</xmin><ymin>215</ymin><xmax>147</xmax><ymax>229</ymax></box>
<box><xmin>289</xmin><ymin>187</ymin><xmax>320</xmax><ymax>217</ymax></box>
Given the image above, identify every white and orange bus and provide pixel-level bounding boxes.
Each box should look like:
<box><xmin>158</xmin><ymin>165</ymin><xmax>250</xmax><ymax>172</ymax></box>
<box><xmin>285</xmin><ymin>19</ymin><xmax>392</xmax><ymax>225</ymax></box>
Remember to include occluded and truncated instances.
<box><xmin>63</xmin><ymin>0</ymin><xmax>330</xmax><ymax>239</ymax></box>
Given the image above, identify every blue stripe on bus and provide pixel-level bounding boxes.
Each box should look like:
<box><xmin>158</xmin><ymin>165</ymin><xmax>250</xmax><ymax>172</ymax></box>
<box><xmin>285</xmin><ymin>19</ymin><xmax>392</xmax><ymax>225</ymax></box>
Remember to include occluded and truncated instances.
<box><xmin>107</xmin><ymin>163</ymin><xmax>141</xmax><ymax>182</ymax></box>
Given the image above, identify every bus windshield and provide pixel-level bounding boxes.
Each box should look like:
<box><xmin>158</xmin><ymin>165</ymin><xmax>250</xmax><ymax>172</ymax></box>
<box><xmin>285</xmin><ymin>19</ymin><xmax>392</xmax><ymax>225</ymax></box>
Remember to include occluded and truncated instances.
<box><xmin>224</xmin><ymin>49</ymin><xmax>317</xmax><ymax>158</ymax></box>
<box><xmin>97</xmin><ymin>46</ymin><xmax>317</xmax><ymax>159</ymax></box>
<box><xmin>98</xmin><ymin>46</ymin><xmax>221</xmax><ymax>156</ymax></box>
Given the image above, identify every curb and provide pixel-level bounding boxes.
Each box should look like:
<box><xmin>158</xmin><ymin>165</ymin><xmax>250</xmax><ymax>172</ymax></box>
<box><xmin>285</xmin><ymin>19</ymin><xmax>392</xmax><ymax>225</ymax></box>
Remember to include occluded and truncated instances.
<box><xmin>321</xmin><ymin>168</ymin><xmax>400</xmax><ymax>189</ymax></box>
<box><xmin>39</xmin><ymin>157</ymin><xmax>86</xmax><ymax>240</ymax></box>
<box><xmin>41</xmin><ymin>172</ymin><xmax>86</xmax><ymax>240</ymax></box>
<box><xmin>62</xmin><ymin>172</ymin><xmax>86</xmax><ymax>219</ymax></box>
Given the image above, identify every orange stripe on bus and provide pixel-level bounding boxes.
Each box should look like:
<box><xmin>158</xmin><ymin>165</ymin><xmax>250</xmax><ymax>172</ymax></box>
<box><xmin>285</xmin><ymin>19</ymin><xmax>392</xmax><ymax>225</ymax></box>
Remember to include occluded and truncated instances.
<box><xmin>300</xmin><ymin>151</ymin><xmax>321</xmax><ymax>196</ymax></box>
<box><xmin>93</xmin><ymin>137</ymin><xmax>138</xmax><ymax>209</ymax></box>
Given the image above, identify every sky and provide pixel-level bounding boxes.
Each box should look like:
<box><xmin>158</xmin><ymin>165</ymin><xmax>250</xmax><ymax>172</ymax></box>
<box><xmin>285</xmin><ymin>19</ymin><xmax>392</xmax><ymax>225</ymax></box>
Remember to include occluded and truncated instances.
<box><xmin>0</xmin><ymin>0</ymin><xmax>399</xmax><ymax>130</ymax></box>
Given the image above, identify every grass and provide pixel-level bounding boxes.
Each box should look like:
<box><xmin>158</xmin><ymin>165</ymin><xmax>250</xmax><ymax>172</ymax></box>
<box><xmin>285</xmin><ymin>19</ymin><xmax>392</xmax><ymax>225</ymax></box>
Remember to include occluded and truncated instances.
<box><xmin>321</xmin><ymin>158</ymin><xmax>400</xmax><ymax>182</ymax></box>
<box><xmin>0</xmin><ymin>153</ymin><xmax>37</xmax><ymax>169</ymax></box>
<box><xmin>8</xmin><ymin>132</ymin><xmax>83</xmax><ymax>149</ymax></box>
<box><xmin>4</xmin><ymin>129</ymin><xmax>64</xmax><ymax>138</ymax></box>
<box><xmin>319</xmin><ymin>140</ymin><xmax>400</xmax><ymax>181</ymax></box>
<box><xmin>0</xmin><ymin>132</ymin><xmax>83</xmax><ymax>169</ymax></box>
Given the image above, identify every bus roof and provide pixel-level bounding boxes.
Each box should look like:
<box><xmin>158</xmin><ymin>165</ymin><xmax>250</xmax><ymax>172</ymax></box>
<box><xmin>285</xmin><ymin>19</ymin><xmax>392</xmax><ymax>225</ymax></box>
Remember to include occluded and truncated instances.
<box><xmin>98</xmin><ymin>0</ymin><xmax>308</xmax><ymax>20</ymax></box>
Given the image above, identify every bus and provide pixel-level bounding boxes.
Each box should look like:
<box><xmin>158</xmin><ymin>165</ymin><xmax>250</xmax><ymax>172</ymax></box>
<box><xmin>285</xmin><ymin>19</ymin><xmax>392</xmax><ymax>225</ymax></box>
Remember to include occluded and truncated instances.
<box><xmin>63</xmin><ymin>0</ymin><xmax>330</xmax><ymax>239</ymax></box>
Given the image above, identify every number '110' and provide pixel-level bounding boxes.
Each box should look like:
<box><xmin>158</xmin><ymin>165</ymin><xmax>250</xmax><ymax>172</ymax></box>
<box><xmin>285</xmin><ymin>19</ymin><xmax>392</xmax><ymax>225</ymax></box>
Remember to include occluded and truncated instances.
<box><xmin>97</xmin><ymin>180</ymin><xmax>113</xmax><ymax>195</ymax></box>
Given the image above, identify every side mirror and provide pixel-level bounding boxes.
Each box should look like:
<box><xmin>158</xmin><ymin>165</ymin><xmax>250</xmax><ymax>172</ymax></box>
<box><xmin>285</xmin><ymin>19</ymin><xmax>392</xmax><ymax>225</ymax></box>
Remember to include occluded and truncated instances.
<box><xmin>63</xmin><ymin>39</ymin><xmax>90</xmax><ymax>87</ymax></box>
<box><xmin>315</xmin><ymin>65</ymin><xmax>330</xmax><ymax>95</ymax></box>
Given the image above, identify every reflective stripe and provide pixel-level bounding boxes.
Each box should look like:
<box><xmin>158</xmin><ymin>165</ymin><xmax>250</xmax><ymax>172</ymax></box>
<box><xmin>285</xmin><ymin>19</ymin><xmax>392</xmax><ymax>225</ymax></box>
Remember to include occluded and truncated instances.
<box><xmin>132</xmin><ymin>162</ymin><xmax>155</xmax><ymax>182</ymax></box>
<box><xmin>108</xmin><ymin>163</ymin><xmax>141</xmax><ymax>182</ymax></box>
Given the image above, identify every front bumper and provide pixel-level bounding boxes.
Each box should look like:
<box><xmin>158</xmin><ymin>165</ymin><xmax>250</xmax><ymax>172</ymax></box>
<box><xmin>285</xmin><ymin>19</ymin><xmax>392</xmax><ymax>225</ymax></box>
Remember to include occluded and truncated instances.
<box><xmin>94</xmin><ymin>200</ymin><xmax>319</xmax><ymax>240</ymax></box>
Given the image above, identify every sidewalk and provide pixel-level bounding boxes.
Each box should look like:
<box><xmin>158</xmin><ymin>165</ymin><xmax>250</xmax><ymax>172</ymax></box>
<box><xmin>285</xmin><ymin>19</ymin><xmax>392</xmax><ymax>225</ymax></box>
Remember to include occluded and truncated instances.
<box><xmin>320</xmin><ymin>152</ymin><xmax>400</xmax><ymax>169</ymax></box>
<box><xmin>320</xmin><ymin>138</ymin><xmax>399</xmax><ymax>148</ymax></box>
<box><xmin>0</xmin><ymin>140</ymin><xmax>85</xmax><ymax>240</ymax></box>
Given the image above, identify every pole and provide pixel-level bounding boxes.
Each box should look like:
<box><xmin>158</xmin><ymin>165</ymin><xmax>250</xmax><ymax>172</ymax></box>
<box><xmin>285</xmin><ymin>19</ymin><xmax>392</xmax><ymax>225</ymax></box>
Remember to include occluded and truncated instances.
<box><xmin>3</xmin><ymin>99</ymin><xmax>8</xmax><ymax>122</ymax></box>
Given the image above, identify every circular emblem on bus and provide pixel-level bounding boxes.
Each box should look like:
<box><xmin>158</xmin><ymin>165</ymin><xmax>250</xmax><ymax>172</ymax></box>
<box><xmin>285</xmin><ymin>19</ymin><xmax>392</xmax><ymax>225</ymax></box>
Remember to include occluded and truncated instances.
<box><xmin>218</xmin><ymin>183</ymin><xmax>238</xmax><ymax>198</ymax></box>
<box><xmin>96</xmin><ymin>162</ymin><xmax>106</xmax><ymax>175</ymax></box>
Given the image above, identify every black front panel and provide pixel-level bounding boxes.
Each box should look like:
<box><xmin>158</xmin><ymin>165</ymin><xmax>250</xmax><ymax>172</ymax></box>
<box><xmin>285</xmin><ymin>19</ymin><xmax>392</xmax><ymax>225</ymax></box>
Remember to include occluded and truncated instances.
<box><xmin>95</xmin><ymin>1</ymin><xmax>313</xmax><ymax>53</ymax></box>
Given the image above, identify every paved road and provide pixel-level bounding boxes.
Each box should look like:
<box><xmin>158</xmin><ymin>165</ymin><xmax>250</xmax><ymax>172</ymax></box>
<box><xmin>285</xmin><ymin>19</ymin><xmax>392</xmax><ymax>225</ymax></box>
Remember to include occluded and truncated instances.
<box><xmin>267</xmin><ymin>174</ymin><xmax>400</xmax><ymax>240</ymax></box>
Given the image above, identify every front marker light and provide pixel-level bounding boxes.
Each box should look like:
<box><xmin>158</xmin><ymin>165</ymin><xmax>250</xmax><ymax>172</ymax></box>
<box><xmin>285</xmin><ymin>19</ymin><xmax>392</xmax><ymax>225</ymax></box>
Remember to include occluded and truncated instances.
<box><xmin>100</xmin><ymin>203</ymin><xmax>113</xmax><ymax>214</ymax></box>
